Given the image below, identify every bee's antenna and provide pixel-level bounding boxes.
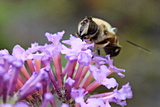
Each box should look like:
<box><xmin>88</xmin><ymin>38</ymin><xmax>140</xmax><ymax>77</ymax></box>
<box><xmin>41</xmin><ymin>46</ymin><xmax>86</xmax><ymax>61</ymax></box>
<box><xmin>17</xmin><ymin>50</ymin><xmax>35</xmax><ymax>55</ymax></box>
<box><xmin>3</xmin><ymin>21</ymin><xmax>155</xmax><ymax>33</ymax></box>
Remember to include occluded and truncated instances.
<box><xmin>116</xmin><ymin>35</ymin><xmax>151</xmax><ymax>54</ymax></box>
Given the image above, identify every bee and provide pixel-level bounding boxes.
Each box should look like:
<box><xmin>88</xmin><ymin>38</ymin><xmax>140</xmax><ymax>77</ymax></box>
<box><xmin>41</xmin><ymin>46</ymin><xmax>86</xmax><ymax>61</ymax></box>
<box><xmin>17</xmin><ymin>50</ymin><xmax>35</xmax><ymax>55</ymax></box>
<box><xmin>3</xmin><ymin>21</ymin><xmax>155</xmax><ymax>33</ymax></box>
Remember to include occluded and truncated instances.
<box><xmin>76</xmin><ymin>16</ymin><xmax>150</xmax><ymax>57</ymax></box>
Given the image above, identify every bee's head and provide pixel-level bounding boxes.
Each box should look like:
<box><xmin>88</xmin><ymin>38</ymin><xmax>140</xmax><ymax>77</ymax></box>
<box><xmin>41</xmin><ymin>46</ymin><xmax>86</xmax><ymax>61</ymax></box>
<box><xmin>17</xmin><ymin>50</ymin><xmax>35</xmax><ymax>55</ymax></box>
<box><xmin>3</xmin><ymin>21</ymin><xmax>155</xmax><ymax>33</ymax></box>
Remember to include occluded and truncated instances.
<box><xmin>77</xmin><ymin>17</ymin><xmax>98</xmax><ymax>40</ymax></box>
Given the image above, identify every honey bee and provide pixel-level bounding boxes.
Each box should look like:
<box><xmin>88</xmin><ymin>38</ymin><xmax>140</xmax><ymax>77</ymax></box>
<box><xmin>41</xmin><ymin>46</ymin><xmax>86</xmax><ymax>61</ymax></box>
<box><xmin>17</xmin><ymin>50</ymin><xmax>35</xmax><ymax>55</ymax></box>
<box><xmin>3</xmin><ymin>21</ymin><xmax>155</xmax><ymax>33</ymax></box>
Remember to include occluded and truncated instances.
<box><xmin>76</xmin><ymin>16</ymin><xmax>150</xmax><ymax>57</ymax></box>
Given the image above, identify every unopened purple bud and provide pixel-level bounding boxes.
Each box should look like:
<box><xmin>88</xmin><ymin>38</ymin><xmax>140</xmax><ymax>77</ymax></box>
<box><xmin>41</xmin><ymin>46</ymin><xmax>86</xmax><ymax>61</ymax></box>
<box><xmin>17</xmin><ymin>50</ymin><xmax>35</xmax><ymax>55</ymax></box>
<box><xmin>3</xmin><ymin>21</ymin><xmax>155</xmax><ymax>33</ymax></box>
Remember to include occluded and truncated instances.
<box><xmin>39</xmin><ymin>69</ymin><xmax>49</xmax><ymax>79</ymax></box>
<box><xmin>15</xmin><ymin>102</ymin><xmax>29</xmax><ymax>107</ymax></box>
<box><xmin>20</xmin><ymin>72</ymin><xmax>39</xmax><ymax>91</ymax></box>
<box><xmin>3</xmin><ymin>74</ymin><xmax>10</xmax><ymax>82</ymax></box>
<box><xmin>20</xmin><ymin>71</ymin><xmax>47</xmax><ymax>97</ymax></box>
<box><xmin>40</xmin><ymin>93</ymin><xmax>53</xmax><ymax>107</ymax></box>
<box><xmin>18</xmin><ymin>82</ymin><xmax>42</xmax><ymax>101</ymax></box>
<box><xmin>61</xmin><ymin>103</ymin><xmax>69</xmax><ymax>107</ymax></box>
<box><xmin>41</xmin><ymin>55</ymin><xmax>52</xmax><ymax>65</ymax></box>
<box><xmin>65</xmin><ymin>77</ymin><xmax>75</xmax><ymax>86</ymax></box>
<box><xmin>44</xmin><ymin>93</ymin><xmax>53</xmax><ymax>101</ymax></box>
<box><xmin>24</xmin><ymin>69</ymin><xmax>48</xmax><ymax>89</ymax></box>
<box><xmin>0</xmin><ymin>104</ymin><xmax>12</xmax><ymax>107</ymax></box>
<box><xmin>36</xmin><ymin>82</ymin><xmax>42</xmax><ymax>90</ymax></box>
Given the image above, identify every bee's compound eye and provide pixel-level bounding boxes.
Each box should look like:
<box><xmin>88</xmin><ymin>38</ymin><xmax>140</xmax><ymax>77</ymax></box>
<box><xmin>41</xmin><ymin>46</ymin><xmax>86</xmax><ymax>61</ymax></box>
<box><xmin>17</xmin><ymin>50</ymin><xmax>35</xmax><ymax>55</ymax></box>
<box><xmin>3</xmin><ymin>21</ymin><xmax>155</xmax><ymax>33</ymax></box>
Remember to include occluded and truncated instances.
<box><xmin>81</xmin><ymin>20</ymin><xmax>88</xmax><ymax>25</ymax></box>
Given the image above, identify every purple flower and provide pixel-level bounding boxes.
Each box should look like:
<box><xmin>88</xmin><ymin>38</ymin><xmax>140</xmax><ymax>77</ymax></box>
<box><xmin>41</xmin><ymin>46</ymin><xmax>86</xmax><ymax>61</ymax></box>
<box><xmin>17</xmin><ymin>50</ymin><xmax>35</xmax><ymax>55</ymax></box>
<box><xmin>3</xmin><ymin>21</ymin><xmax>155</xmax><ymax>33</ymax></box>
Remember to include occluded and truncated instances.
<box><xmin>0</xmin><ymin>31</ymin><xmax>132</xmax><ymax>107</ymax></box>
<box><xmin>71</xmin><ymin>88</ymin><xmax>87</xmax><ymax>99</ymax></box>
<box><xmin>78</xmin><ymin>50</ymin><xmax>92</xmax><ymax>66</ymax></box>
<box><xmin>61</xmin><ymin>35</ymin><xmax>93</xmax><ymax>61</ymax></box>
<box><xmin>85</xmin><ymin>98</ymin><xmax>107</xmax><ymax>107</ymax></box>
<box><xmin>89</xmin><ymin>65</ymin><xmax>117</xmax><ymax>89</ymax></box>
<box><xmin>92</xmin><ymin>55</ymin><xmax>125</xmax><ymax>78</ymax></box>
<box><xmin>45</xmin><ymin>31</ymin><xmax>64</xmax><ymax>45</ymax></box>
<box><xmin>109</xmin><ymin>83</ymin><xmax>133</xmax><ymax>106</ymax></box>
<box><xmin>0</xmin><ymin>49</ymin><xmax>9</xmax><ymax>56</ymax></box>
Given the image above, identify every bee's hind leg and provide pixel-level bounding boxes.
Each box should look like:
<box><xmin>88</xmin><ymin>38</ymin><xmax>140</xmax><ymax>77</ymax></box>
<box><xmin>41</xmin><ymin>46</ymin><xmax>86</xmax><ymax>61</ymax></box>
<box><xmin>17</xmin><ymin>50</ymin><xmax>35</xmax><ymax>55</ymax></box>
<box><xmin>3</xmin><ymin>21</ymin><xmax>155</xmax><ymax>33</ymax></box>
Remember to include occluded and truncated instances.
<box><xmin>104</xmin><ymin>44</ymin><xmax>121</xmax><ymax>57</ymax></box>
<box><xmin>94</xmin><ymin>42</ymin><xmax>110</xmax><ymax>55</ymax></box>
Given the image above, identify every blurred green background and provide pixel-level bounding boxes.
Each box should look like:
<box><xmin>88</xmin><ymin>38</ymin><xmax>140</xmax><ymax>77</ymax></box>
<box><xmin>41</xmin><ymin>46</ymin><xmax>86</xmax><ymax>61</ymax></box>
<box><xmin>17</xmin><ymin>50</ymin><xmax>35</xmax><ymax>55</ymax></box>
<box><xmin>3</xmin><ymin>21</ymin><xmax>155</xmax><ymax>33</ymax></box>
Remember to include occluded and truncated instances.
<box><xmin>0</xmin><ymin>0</ymin><xmax>159</xmax><ymax>106</ymax></box>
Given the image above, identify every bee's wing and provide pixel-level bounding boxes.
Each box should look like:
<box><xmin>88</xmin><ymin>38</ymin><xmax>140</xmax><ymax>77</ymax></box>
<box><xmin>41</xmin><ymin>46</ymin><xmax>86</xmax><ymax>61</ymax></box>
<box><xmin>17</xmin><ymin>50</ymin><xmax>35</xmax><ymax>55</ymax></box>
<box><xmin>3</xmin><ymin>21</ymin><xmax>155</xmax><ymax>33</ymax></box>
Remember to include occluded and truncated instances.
<box><xmin>115</xmin><ymin>34</ymin><xmax>151</xmax><ymax>54</ymax></box>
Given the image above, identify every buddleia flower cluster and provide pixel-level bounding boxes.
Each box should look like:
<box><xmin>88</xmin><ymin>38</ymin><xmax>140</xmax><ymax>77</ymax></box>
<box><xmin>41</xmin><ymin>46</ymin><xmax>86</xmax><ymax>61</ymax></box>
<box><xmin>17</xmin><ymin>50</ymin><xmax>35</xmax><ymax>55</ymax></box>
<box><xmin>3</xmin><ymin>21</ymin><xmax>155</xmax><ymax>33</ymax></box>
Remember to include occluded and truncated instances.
<box><xmin>0</xmin><ymin>31</ymin><xmax>132</xmax><ymax>107</ymax></box>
